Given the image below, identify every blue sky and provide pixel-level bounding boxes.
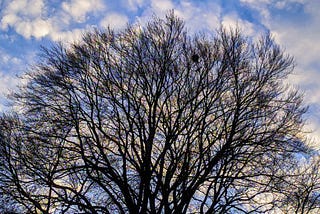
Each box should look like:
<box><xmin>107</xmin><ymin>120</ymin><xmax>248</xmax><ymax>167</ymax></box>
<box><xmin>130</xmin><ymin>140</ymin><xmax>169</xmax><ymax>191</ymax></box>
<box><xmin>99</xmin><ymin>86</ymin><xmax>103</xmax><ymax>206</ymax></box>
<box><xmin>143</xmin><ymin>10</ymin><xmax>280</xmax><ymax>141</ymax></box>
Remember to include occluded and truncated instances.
<box><xmin>0</xmin><ymin>0</ymin><xmax>320</xmax><ymax>144</ymax></box>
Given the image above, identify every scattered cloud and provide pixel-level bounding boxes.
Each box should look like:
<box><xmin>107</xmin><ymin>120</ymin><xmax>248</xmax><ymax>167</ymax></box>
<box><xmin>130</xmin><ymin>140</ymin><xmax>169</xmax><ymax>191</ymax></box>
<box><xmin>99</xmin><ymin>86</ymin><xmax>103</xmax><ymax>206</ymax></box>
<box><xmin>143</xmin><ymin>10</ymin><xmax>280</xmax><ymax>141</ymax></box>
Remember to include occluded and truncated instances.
<box><xmin>123</xmin><ymin>0</ymin><xmax>145</xmax><ymax>11</ymax></box>
<box><xmin>0</xmin><ymin>51</ymin><xmax>21</xmax><ymax>66</ymax></box>
<box><xmin>17</xmin><ymin>19</ymin><xmax>53</xmax><ymax>39</ymax></box>
<box><xmin>0</xmin><ymin>71</ymin><xmax>22</xmax><ymax>112</ymax></box>
<box><xmin>49</xmin><ymin>28</ymin><xmax>85</xmax><ymax>43</ymax></box>
<box><xmin>136</xmin><ymin>0</ymin><xmax>221</xmax><ymax>33</ymax></box>
<box><xmin>0</xmin><ymin>72</ymin><xmax>20</xmax><ymax>94</ymax></box>
<box><xmin>100</xmin><ymin>13</ymin><xmax>129</xmax><ymax>30</ymax></box>
<box><xmin>61</xmin><ymin>0</ymin><xmax>106</xmax><ymax>23</ymax></box>
<box><xmin>221</xmin><ymin>12</ymin><xmax>255</xmax><ymax>36</ymax></box>
<box><xmin>175</xmin><ymin>1</ymin><xmax>221</xmax><ymax>32</ymax></box>
<box><xmin>255</xmin><ymin>1</ymin><xmax>320</xmax><ymax>144</ymax></box>
<box><xmin>150</xmin><ymin>0</ymin><xmax>174</xmax><ymax>14</ymax></box>
<box><xmin>0</xmin><ymin>0</ymin><xmax>52</xmax><ymax>39</ymax></box>
<box><xmin>3</xmin><ymin>0</ymin><xmax>45</xmax><ymax>18</ymax></box>
<box><xmin>0</xmin><ymin>0</ymin><xmax>108</xmax><ymax>42</ymax></box>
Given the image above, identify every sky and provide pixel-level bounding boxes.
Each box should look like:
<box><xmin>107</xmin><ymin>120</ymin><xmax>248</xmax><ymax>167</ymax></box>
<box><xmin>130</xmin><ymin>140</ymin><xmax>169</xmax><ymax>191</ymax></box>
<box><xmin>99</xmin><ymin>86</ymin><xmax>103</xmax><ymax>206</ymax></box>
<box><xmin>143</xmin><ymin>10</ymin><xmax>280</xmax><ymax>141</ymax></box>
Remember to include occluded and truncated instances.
<box><xmin>0</xmin><ymin>0</ymin><xmax>320</xmax><ymax>145</ymax></box>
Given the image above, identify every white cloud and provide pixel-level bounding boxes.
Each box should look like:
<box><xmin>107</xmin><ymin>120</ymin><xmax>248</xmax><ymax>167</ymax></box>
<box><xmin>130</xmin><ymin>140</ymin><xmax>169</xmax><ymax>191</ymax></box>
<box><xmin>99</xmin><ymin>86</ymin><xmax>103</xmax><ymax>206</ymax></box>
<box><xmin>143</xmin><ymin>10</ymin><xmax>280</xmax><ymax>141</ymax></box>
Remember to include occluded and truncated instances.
<box><xmin>4</xmin><ymin>0</ymin><xmax>45</xmax><ymax>17</ymax></box>
<box><xmin>49</xmin><ymin>28</ymin><xmax>85</xmax><ymax>43</ymax></box>
<box><xmin>221</xmin><ymin>13</ymin><xmax>255</xmax><ymax>36</ymax></box>
<box><xmin>138</xmin><ymin>0</ymin><xmax>221</xmax><ymax>33</ymax></box>
<box><xmin>175</xmin><ymin>1</ymin><xmax>221</xmax><ymax>32</ymax></box>
<box><xmin>0</xmin><ymin>0</ymin><xmax>108</xmax><ymax>42</ymax></box>
<box><xmin>62</xmin><ymin>0</ymin><xmax>106</xmax><ymax>22</ymax></box>
<box><xmin>238</xmin><ymin>1</ymin><xmax>320</xmax><ymax>73</ymax></box>
<box><xmin>0</xmin><ymin>71</ymin><xmax>21</xmax><ymax>112</ymax></box>
<box><xmin>100</xmin><ymin>13</ymin><xmax>129</xmax><ymax>30</ymax></box>
<box><xmin>240</xmin><ymin>0</ymin><xmax>271</xmax><ymax>3</ymax></box>
<box><xmin>0</xmin><ymin>0</ymin><xmax>53</xmax><ymax>39</ymax></box>
<box><xmin>271</xmin><ymin>27</ymin><xmax>320</xmax><ymax>67</ymax></box>
<box><xmin>0</xmin><ymin>71</ymin><xmax>23</xmax><ymax>112</ymax></box>
<box><xmin>0</xmin><ymin>50</ymin><xmax>21</xmax><ymax>68</ymax></box>
<box><xmin>257</xmin><ymin>1</ymin><xmax>320</xmax><ymax>145</ymax></box>
<box><xmin>0</xmin><ymin>72</ymin><xmax>20</xmax><ymax>95</ymax></box>
<box><xmin>14</xmin><ymin>19</ymin><xmax>53</xmax><ymax>39</ymax></box>
<box><xmin>151</xmin><ymin>0</ymin><xmax>174</xmax><ymax>12</ymax></box>
<box><xmin>303</xmin><ymin>115</ymin><xmax>320</xmax><ymax>150</ymax></box>
<box><xmin>123</xmin><ymin>0</ymin><xmax>145</xmax><ymax>11</ymax></box>
<box><xmin>234</xmin><ymin>0</ymin><xmax>320</xmax><ymax>145</ymax></box>
<box><xmin>239</xmin><ymin>0</ymin><xmax>272</xmax><ymax>19</ymax></box>
<box><xmin>1</xmin><ymin>14</ymin><xmax>19</xmax><ymax>30</ymax></box>
<box><xmin>257</xmin><ymin>1</ymin><xmax>320</xmax><ymax>92</ymax></box>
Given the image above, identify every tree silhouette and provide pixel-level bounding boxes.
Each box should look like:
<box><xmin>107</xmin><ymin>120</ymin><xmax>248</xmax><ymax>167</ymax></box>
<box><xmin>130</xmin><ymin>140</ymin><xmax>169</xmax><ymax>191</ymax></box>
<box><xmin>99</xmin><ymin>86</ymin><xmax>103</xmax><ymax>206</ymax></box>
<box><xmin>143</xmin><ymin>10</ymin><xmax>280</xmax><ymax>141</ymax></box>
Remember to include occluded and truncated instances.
<box><xmin>0</xmin><ymin>12</ymin><xmax>315</xmax><ymax>213</ymax></box>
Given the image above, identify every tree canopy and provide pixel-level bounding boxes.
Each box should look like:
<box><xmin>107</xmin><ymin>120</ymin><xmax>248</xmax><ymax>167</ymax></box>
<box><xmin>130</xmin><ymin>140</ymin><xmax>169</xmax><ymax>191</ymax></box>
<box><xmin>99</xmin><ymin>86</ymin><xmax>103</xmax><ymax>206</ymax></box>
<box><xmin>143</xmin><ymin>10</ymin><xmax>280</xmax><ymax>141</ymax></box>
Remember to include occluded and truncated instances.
<box><xmin>0</xmin><ymin>12</ymin><xmax>318</xmax><ymax>213</ymax></box>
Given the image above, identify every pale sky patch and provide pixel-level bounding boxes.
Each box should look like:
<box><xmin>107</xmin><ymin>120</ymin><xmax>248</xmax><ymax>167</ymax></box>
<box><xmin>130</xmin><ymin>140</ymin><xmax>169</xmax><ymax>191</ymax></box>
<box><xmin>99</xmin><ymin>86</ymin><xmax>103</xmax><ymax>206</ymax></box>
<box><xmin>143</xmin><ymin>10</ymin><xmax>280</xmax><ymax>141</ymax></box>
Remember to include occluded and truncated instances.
<box><xmin>1</xmin><ymin>0</ymin><xmax>45</xmax><ymax>29</ymax></box>
<box><xmin>3</xmin><ymin>0</ymin><xmax>45</xmax><ymax>17</ymax></box>
<box><xmin>49</xmin><ymin>28</ymin><xmax>85</xmax><ymax>43</ymax></box>
<box><xmin>150</xmin><ymin>0</ymin><xmax>174</xmax><ymax>14</ymax></box>
<box><xmin>123</xmin><ymin>0</ymin><xmax>145</xmax><ymax>11</ymax></box>
<box><xmin>0</xmin><ymin>72</ymin><xmax>20</xmax><ymax>94</ymax></box>
<box><xmin>61</xmin><ymin>0</ymin><xmax>106</xmax><ymax>23</ymax></box>
<box><xmin>100</xmin><ymin>13</ymin><xmax>129</xmax><ymax>30</ymax></box>
<box><xmin>221</xmin><ymin>13</ymin><xmax>255</xmax><ymax>36</ymax></box>
<box><xmin>0</xmin><ymin>71</ymin><xmax>21</xmax><ymax>112</ymax></box>
<box><xmin>175</xmin><ymin>1</ymin><xmax>221</xmax><ymax>32</ymax></box>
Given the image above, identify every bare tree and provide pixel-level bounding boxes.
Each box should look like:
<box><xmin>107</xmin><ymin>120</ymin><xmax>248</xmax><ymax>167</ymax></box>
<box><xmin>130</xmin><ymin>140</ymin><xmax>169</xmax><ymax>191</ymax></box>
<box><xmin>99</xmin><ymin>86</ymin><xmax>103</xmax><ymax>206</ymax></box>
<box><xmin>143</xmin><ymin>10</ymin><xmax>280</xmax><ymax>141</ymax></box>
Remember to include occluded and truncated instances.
<box><xmin>271</xmin><ymin>155</ymin><xmax>320</xmax><ymax>214</ymax></box>
<box><xmin>0</xmin><ymin>12</ymin><xmax>313</xmax><ymax>213</ymax></box>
